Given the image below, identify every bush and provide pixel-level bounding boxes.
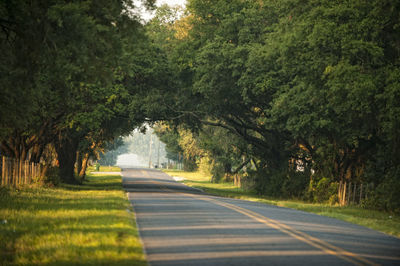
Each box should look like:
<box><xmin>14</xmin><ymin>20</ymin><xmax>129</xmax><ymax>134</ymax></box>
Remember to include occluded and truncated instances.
<box><xmin>183</xmin><ymin>158</ymin><xmax>198</xmax><ymax>171</ymax></box>
<box><xmin>281</xmin><ymin>171</ymin><xmax>309</xmax><ymax>199</ymax></box>
<box><xmin>211</xmin><ymin>161</ymin><xmax>225</xmax><ymax>183</ymax></box>
<box><xmin>240</xmin><ymin>173</ymin><xmax>256</xmax><ymax>191</ymax></box>
<box><xmin>198</xmin><ymin>155</ymin><xmax>212</xmax><ymax>176</ymax></box>
<box><xmin>246</xmin><ymin>168</ymin><xmax>284</xmax><ymax>197</ymax></box>
<box><xmin>308</xmin><ymin>177</ymin><xmax>338</xmax><ymax>203</ymax></box>
<box><xmin>361</xmin><ymin>175</ymin><xmax>400</xmax><ymax>213</ymax></box>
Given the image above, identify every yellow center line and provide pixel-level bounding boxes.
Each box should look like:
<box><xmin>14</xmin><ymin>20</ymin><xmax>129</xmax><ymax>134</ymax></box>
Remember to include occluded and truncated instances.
<box><xmin>138</xmin><ymin>171</ymin><xmax>379</xmax><ymax>266</ymax></box>
<box><xmin>195</xmin><ymin>196</ymin><xmax>377</xmax><ymax>266</ymax></box>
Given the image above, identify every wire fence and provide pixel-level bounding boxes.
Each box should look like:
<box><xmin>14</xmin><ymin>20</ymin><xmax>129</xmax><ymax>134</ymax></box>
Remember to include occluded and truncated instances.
<box><xmin>338</xmin><ymin>180</ymin><xmax>371</xmax><ymax>206</ymax></box>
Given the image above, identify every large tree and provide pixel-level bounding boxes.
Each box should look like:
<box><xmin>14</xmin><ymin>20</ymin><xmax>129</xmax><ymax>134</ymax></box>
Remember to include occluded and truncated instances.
<box><xmin>0</xmin><ymin>0</ymin><xmax>175</xmax><ymax>183</ymax></box>
<box><xmin>153</xmin><ymin>0</ymin><xmax>400</xmax><ymax>207</ymax></box>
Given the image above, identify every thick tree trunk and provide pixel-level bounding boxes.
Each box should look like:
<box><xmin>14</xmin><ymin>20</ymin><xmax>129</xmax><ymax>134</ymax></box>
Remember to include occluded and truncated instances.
<box><xmin>55</xmin><ymin>135</ymin><xmax>79</xmax><ymax>184</ymax></box>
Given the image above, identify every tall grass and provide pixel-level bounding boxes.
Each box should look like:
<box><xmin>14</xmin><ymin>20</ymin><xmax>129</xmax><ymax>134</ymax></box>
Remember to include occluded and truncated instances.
<box><xmin>0</xmin><ymin>174</ymin><xmax>146</xmax><ymax>266</ymax></box>
<box><xmin>163</xmin><ymin>169</ymin><xmax>400</xmax><ymax>238</ymax></box>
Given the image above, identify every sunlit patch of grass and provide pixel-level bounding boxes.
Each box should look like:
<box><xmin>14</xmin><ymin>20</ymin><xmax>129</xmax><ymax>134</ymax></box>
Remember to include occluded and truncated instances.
<box><xmin>163</xmin><ymin>169</ymin><xmax>400</xmax><ymax>238</ymax></box>
<box><xmin>0</xmin><ymin>174</ymin><xmax>146</xmax><ymax>266</ymax></box>
<box><xmin>87</xmin><ymin>165</ymin><xmax>121</xmax><ymax>172</ymax></box>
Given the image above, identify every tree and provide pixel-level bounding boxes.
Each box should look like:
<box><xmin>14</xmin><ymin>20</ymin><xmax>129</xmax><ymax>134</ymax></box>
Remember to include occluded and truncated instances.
<box><xmin>0</xmin><ymin>0</ymin><xmax>175</xmax><ymax>183</ymax></box>
<box><xmin>157</xmin><ymin>0</ymin><xmax>400</xmax><ymax>208</ymax></box>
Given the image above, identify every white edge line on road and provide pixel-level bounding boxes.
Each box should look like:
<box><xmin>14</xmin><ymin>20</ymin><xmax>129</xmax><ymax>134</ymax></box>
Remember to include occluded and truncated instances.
<box><xmin>126</xmin><ymin>191</ymin><xmax>150</xmax><ymax>266</ymax></box>
<box><xmin>122</xmin><ymin>170</ymin><xmax>150</xmax><ymax>266</ymax></box>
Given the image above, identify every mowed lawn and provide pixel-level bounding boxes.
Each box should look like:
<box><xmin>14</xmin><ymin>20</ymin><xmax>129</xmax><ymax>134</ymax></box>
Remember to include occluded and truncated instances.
<box><xmin>0</xmin><ymin>173</ymin><xmax>146</xmax><ymax>266</ymax></box>
<box><xmin>163</xmin><ymin>169</ymin><xmax>400</xmax><ymax>238</ymax></box>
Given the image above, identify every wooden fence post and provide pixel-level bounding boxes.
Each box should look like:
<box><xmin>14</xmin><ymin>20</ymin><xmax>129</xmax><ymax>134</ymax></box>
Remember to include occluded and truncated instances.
<box><xmin>4</xmin><ymin>157</ymin><xmax>7</xmax><ymax>185</ymax></box>
<box><xmin>342</xmin><ymin>181</ymin><xmax>347</xmax><ymax>206</ymax></box>
<box><xmin>12</xmin><ymin>159</ymin><xmax>16</xmax><ymax>186</ymax></box>
<box><xmin>24</xmin><ymin>161</ymin><xmax>27</xmax><ymax>184</ymax></box>
<box><xmin>1</xmin><ymin>156</ymin><xmax>4</xmax><ymax>186</ymax></box>
<box><xmin>19</xmin><ymin>159</ymin><xmax>22</xmax><ymax>185</ymax></box>
<box><xmin>31</xmin><ymin>162</ymin><xmax>34</xmax><ymax>183</ymax></box>
<box><xmin>14</xmin><ymin>159</ymin><xmax>17</xmax><ymax>186</ymax></box>
<box><xmin>33</xmin><ymin>163</ymin><xmax>36</xmax><ymax>180</ymax></box>
<box><xmin>7</xmin><ymin>158</ymin><xmax>9</xmax><ymax>185</ymax></box>
<box><xmin>8</xmin><ymin>158</ymin><xmax>12</xmax><ymax>185</ymax></box>
<box><xmin>4</xmin><ymin>158</ymin><xmax>8</xmax><ymax>186</ymax></box>
<box><xmin>13</xmin><ymin>159</ymin><xmax>19</xmax><ymax>187</ymax></box>
<box><xmin>13</xmin><ymin>159</ymin><xmax>16</xmax><ymax>186</ymax></box>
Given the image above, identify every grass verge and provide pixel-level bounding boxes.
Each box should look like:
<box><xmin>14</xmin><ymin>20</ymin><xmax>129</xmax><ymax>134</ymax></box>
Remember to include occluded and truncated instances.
<box><xmin>87</xmin><ymin>165</ymin><xmax>122</xmax><ymax>172</ymax></box>
<box><xmin>0</xmin><ymin>173</ymin><xmax>146</xmax><ymax>266</ymax></box>
<box><xmin>163</xmin><ymin>169</ymin><xmax>400</xmax><ymax>238</ymax></box>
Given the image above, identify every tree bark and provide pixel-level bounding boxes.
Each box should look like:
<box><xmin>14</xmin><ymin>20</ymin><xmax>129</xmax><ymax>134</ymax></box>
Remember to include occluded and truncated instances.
<box><xmin>79</xmin><ymin>153</ymin><xmax>90</xmax><ymax>181</ymax></box>
<box><xmin>55</xmin><ymin>134</ymin><xmax>79</xmax><ymax>184</ymax></box>
<box><xmin>30</xmin><ymin>143</ymin><xmax>44</xmax><ymax>163</ymax></box>
<box><xmin>76</xmin><ymin>151</ymin><xmax>82</xmax><ymax>176</ymax></box>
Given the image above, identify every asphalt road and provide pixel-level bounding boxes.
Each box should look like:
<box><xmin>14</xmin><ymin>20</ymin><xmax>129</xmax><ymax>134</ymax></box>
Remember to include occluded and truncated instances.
<box><xmin>123</xmin><ymin>168</ymin><xmax>400</xmax><ymax>266</ymax></box>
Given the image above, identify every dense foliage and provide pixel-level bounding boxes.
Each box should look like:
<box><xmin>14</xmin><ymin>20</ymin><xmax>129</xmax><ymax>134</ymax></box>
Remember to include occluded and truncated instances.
<box><xmin>150</xmin><ymin>0</ymin><xmax>400</xmax><ymax>212</ymax></box>
<box><xmin>0</xmin><ymin>0</ymin><xmax>174</xmax><ymax>182</ymax></box>
<box><xmin>2</xmin><ymin>0</ymin><xmax>399</xmax><ymax>212</ymax></box>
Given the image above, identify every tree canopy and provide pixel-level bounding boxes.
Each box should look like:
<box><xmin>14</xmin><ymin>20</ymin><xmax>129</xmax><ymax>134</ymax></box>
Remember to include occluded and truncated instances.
<box><xmin>0</xmin><ymin>0</ymin><xmax>175</xmax><ymax>182</ymax></box>
<box><xmin>1</xmin><ymin>0</ymin><xmax>399</xmax><ymax>211</ymax></box>
<box><xmin>148</xmin><ymin>0</ymin><xmax>400</xmax><ymax>211</ymax></box>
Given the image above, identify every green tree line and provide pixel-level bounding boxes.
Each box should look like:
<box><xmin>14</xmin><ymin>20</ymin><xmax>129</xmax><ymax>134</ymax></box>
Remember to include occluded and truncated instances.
<box><xmin>0</xmin><ymin>0</ymin><xmax>177</xmax><ymax>183</ymax></box>
<box><xmin>2</xmin><ymin>0</ymin><xmax>399</xmax><ymax>212</ymax></box>
<box><xmin>150</xmin><ymin>0</ymin><xmax>400</xmax><ymax>212</ymax></box>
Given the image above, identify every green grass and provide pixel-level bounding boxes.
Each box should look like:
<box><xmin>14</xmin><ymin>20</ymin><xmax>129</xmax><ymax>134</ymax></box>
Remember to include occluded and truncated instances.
<box><xmin>87</xmin><ymin>165</ymin><xmax>121</xmax><ymax>172</ymax></box>
<box><xmin>0</xmin><ymin>174</ymin><xmax>146</xmax><ymax>266</ymax></box>
<box><xmin>163</xmin><ymin>169</ymin><xmax>400</xmax><ymax>238</ymax></box>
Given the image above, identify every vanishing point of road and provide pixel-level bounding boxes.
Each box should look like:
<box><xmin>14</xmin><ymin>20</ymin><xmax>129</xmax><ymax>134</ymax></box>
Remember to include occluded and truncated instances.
<box><xmin>122</xmin><ymin>168</ymin><xmax>400</xmax><ymax>266</ymax></box>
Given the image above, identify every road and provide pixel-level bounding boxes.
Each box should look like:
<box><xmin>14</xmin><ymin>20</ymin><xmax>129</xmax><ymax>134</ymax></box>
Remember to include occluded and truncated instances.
<box><xmin>123</xmin><ymin>168</ymin><xmax>400</xmax><ymax>266</ymax></box>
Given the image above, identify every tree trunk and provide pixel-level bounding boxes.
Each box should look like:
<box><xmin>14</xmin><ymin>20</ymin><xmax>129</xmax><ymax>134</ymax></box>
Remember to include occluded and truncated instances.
<box><xmin>79</xmin><ymin>153</ymin><xmax>90</xmax><ymax>181</ymax></box>
<box><xmin>30</xmin><ymin>144</ymin><xmax>44</xmax><ymax>163</ymax></box>
<box><xmin>55</xmin><ymin>134</ymin><xmax>79</xmax><ymax>184</ymax></box>
<box><xmin>2</xmin><ymin>133</ymin><xmax>36</xmax><ymax>161</ymax></box>
<box><xmin>76</xmin><ymin>151</ymin><xmax>82</xmax><ymax>176</ymax></box>
<box><xmin>41</xmin><ymin>164</ymin><xmax>49</xmax><ymax>179</ymax></box>
<box><xmin>1</xmin><ymin>141</ymin><xmax>14</xmax><ymax>157</ymax></box>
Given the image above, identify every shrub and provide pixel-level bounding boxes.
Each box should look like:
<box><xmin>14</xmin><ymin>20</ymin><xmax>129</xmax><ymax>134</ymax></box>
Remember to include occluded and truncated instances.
<box><xmin>183</xmin><ymin>158</ymin><xmax>197</xmax><ymax>171</ymax></box>
<box><xmin>198</xmin><ymin>155</ymin><xmax>212</xmax><ymax>176</ymax></box>
<box><xmin>211</xmin><ymin>161</ymin><xmax>225</xmax><ymax>183</ymax></box>
<box><xmin>281</xmin><ymin>171</ymin><xmax>309</xmax><ymax>199</ymax></box>
<box><xmin>361</xmin><ymin>175</ymin><xmax>400</xmax><ymax>213</ymax></box>
<box><xmin>246</xmin><ymin>168</ymin><xmax>285</xmax><ymax>197</ymax></box>
<box><xmin>309</xmin><ymin>177</ymin><xmax>338</xmax><ymax>203</ymax></box>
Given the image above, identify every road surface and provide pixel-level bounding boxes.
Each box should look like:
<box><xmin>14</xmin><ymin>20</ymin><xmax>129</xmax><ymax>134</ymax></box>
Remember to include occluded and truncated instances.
<box><xmin>123</xmin><ymin>168</ymin><xmax>400</xmax><ymax>266</ymax></box>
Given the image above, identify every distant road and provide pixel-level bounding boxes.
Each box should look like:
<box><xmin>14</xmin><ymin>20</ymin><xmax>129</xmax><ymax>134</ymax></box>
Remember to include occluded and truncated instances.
<box><xmin>123</xmin><ymin>168</ymin><xmax>400</xmax><ymax>266</ymax></box>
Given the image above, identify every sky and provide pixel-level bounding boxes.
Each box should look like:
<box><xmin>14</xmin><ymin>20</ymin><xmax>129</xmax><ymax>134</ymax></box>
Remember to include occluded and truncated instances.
<box><xmin>135</xmin><ymin>0</ymin><xmax>187</xmax><ymax>21</ymax></box>
<box><xmin>157</xmin><ymin>0</ymin><xmax>186</xmax><ymax>6</ymax></box>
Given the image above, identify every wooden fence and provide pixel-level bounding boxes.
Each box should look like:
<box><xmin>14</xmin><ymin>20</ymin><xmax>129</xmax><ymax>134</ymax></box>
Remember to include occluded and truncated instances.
<box><xmin>338</xmin><ymin>180</ymin><xmax>371</xmax><ymax>206</ymax></box>
<box><xmin>1</xmin><ymin>156</ymin><xmax>42</xmax><ymax>187</ymax></box>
